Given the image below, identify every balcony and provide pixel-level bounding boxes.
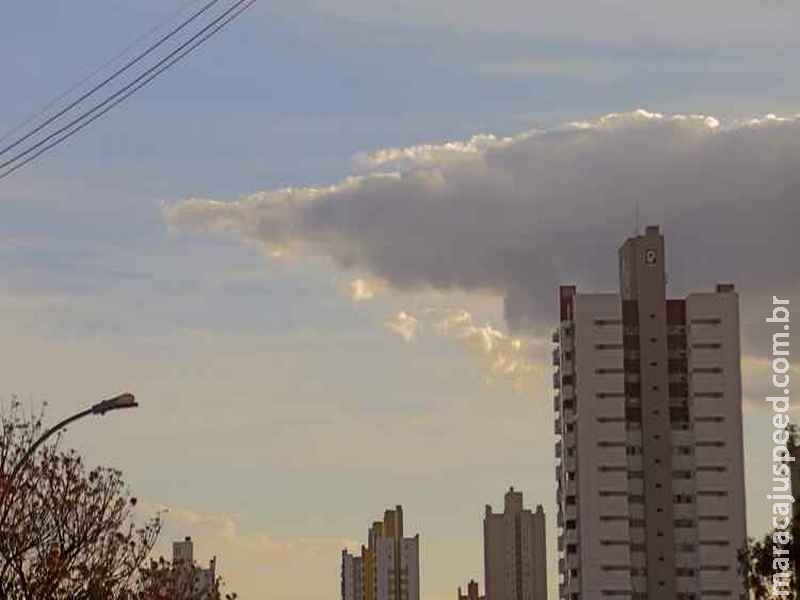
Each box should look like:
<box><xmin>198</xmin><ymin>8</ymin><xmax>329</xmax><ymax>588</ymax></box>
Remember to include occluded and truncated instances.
<box><xmin>553</xmin><ymin>370</ymin><xmax>562</xmax><ymax>389</ymax></box>
<box><xmin>555</xmin><ymin>417</ymin><xmax>563</xmax><ymax>435</ymax></box>
<box><xmin>552</xmin><ymin>329</ymin><xmax>560</xmax><ymax>344</ymax></box>
<box><xmin>553</xmin><ymin>349</ymin><xmax>561</xmax><ymax>366</ymax></box>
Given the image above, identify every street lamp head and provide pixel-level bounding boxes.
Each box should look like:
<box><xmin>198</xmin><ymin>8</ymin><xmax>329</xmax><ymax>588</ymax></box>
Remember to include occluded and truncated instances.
<box><xmin>91</xmin><ymin>393</ymin><xmax>138</xmax><ymax>415</ymax></box>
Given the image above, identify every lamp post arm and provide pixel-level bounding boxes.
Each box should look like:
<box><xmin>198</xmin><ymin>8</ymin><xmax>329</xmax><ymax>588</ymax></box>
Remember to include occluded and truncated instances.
<box><xmin>0</xmin><ymin>407</ymin><xmax>94</xmax><ymax>529</ymax></box>
<box><xmin>0</xmin><ymin>393</ymin><xmax>136</xmax><ymax>530</ymax></box>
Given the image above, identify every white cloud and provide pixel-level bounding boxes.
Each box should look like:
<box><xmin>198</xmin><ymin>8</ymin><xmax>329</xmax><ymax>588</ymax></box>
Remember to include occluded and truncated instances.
<box><xmin>165</xmin><ymin>109</ymin><xmax>800</xmax><ymax>346</ymax></box>
<box><xmin>427</xmin><ymin>307</ymin><xmax>546</xmax><ymax>386</ymax></box>
<box><xmin>346</xmin><ymin>276</ymin><xmax>382</xmax><ymax>302</ymax></box>
<box><xmin>385</xmin><ymin>311</ymin><xmax>421</xmax><ymax>341</ymax></box>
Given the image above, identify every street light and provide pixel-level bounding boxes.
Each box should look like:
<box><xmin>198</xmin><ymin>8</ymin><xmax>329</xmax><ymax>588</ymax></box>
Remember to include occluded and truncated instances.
<box><xmin>0</xmin><ymin>393</ymin><xmax>138</xmax><ymax>514</ymax></box>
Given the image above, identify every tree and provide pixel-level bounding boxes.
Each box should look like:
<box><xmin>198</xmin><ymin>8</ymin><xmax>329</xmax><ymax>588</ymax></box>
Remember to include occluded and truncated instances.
<box><xmin>133</xmin><ymin>555</ymin><xmax>238</xmax><ymax>600</ymax></box>
<box><xmin>0</xmin><ymin>398</ymin><xmax>161</xmax><ymax>599</ymax></box>
<box><xmin>739</xmin><ymin>523</ymin><xmax>798</xmax><ymax>599</ymax></box>
<box><xmin>1</xmin><ymin>399</ymin><xmax>239</xmax><ymax>599</ymax></box>
<box><xmin>738</xmin><ymin>425</ymin><xmax>799</xmax><ymax>599</ymax></box>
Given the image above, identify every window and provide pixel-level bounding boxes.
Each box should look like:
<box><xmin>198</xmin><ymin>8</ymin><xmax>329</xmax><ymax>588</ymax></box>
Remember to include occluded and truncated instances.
<box><xmin>600</xmin><ymin>540</ymin><xmax>629</xmax><ymax>546</ymax></box>
<box><xmin>696</xmin><ymin>416</ymin><xmax>724</xmax><ymax>423</ymax></box>
<box><xmin>693</xmin><ymin>342</ymin><xmax>722</xmax><ymax>349</ymax></box>
<box><xmin>594</xmin><ymin>319</ymin><xmax>622</xmax><ymax>326</ymax></box>
<box><xmin>691</xmin><ymin>318</ymin><xmax>721</xmax><ymax>325</ymax></box>
<box><xmin>699</xmin><ymin>540</ymin><xmax>730</xmax><ymax>546</ymax></box>
<box><xmin>596</xmin><ymin>343</ymin><xmax>624</xmax><ymax>350</ymax></box>
<box><xmin>695</xmin><ymin>391</ymin><xmax>724</xmax><ymax>398</ymax></box>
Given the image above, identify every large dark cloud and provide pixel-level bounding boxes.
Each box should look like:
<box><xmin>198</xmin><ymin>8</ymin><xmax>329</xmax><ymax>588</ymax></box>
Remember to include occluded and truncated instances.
<box><xmin>165</xmin><ymin>110</ymin><xmax>800</xmax><ymax>351</ymax></box>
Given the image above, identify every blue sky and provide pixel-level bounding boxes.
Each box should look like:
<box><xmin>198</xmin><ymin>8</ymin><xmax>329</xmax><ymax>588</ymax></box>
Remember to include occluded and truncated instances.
<box><xmin>1</xmin><ymin>2</ymin><xmax>799</xmax><ymax>598</ymax></box>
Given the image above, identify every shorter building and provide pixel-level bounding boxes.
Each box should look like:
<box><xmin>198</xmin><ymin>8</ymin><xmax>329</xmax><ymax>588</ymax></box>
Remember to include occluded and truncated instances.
<box><xmin>341</xmin><ymin>505</ymin><xmax>420</xmax><ymax>600</ymax></box>
<box><xmin>342</xmin><ymin>549</ymin><xmax>364</xmax><ymax>600</ymax></box>
<box><xmin>458</xmin><ymin>579</ymin><xmax>485</xmax><ymax>600</ymax></box>
<box><xmin>484</xmin><ymin>487</ymin><xmax>547</xmax><ymax>600</ymax></box>
<box><xmin>172</xmin><ymin>536</ymin><xmax>217</xmax><ymax>596</ymax></box>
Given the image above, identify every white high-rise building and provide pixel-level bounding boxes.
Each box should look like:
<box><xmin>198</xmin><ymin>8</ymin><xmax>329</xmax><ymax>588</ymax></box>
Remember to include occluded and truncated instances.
<box><xmin>341</xmin><ymin>506</ymin><xmax>420</xmax><ymax>600</ymax></box>
<box><xmin>484</xmin><ymin>487</ymin><xmax>548</xmax><ymax>600</ymax></box>
<box><xmin>171</xmin><ymin>536</ymin><xmax>217</xmax><ymax>596</ymax></box>
<box><xmin>342</xmin><ymin>550</ymin><xmax>364</xmax><ymax>600</ymax></box>
<box><xmin>553</xmin><ymin>226</ymin><xmax>746</xmax><ymax>600</ymax></box>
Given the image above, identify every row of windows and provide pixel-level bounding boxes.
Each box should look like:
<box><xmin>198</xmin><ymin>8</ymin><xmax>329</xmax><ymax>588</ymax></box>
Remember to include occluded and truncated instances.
<box><xmin>597</xmin><ymin>540</ymin><xmax>731</xmax><ymax>549</ymax></box>
<box><xmin>594</xmin><ymin>342</ymin><xmax>723</xmax><ymax>351</ymax></box>
<box><xmin>594</xmin><ymin>389</ymin><xmax>725</xmax><ymax>399</ymax></box>
<box><xmin>595</xmin><ymin>592</ymin><xmax>732</xmax><ymax>600</ymax></box>
<box><xmin>597</xmin><ymin>591</ymin><xmax>732</xmax><ymax>599</ymax></box>
<box><xmin>593</xmin><ymin>415</ymin><xmax>726</xmax><ymax>425</ymax></box>
<box><xmin>596</xmin><ymin>517</ymin><xmax>729</xmax><ymax>526</ymax></box>
<box><xmin>599</xmin><ymin>565</ymin><xmax>730</xmax><ymax>575</ymax></box>
<box><xmin>596</xmin><ymin>491</ymin><xmax>728</xmax><ymax>502</ymax></box>
<box><xmin>596</xmin><ymin>442</ymin><xmax>725</xmax><ymax>451</ymax></box>
<box><xmin>596</xmin><ymin>467</ymin><xmax>728</xmax><ymax>476</ymax></box>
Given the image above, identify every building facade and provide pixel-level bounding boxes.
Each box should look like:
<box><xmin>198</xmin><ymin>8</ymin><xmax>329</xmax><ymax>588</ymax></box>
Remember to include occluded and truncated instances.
<box><xmin>459</xmin><ymin>579</ymin><xmax>486</xmax><ymax>600</ymax></box>
<box><xmin>553</xmin><ymin>226</ymin><xmax>747</xmax><ymax>599</ymax></box>
<box><xmin>342</xmin><ymin>550</ymin><xmax>364</xmax><ymax>600</ymax></box>
<box><xmin>484</xmin><ymin>487</ymin><xmax>548</xmax><ymax>600</ymax></box>
<box><xmin>171</xmin><ymin>536</ymin><xmax>217</xmax><ymax>597</ymax></box>
<box><xmin>341</xmin><ymin>506</ymin><xmax>420</xmax><ymax>600</ymax></box>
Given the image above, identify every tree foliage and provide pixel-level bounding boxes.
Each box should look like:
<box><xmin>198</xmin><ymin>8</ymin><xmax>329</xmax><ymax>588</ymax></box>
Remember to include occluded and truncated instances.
<box><xmin>0</xmin><ymin>398</ymin><xmax>236</xmax><ymax>600</ymax></box>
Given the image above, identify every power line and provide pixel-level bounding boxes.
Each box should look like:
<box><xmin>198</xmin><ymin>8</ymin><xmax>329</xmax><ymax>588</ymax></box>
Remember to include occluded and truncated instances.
<box><xmin>0</xmin><ymin>0</ymin><xmax>210</xmax><ymax>146</ymax></box>
<box><xmin>0</xmin><ymin>0</ymin><xmax>224</xmax><ymax>159</ymax></box>
<box><xmin>0</xmin><ymin>0</ymin><xmax>252</xmax><ymax>176</ymax></box>
<box><xmin>0</xmin><ymin>0</ymin><xmax>256</xmax><ymax>182</ymax></box>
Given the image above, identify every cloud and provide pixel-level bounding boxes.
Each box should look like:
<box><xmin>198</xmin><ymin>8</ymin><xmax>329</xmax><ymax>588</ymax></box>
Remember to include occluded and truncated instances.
<box><xmin>346</xmin><ymin>276</ymin><xmax>382</xmax><ymax>302</ymax></box>
<box><xmin>165</xmin><ymin>109</ymin><xmax>800</xmax><ymax>348</ymax></box>
<box><xmin>395</xmin><ymin>307</ymin><xmax>547</xmax><ymax>387</ymax></box>
<box><xmin>385</xmin><ymin>310</ymin><xmax>421</xmax><ymax>341</ymax></box>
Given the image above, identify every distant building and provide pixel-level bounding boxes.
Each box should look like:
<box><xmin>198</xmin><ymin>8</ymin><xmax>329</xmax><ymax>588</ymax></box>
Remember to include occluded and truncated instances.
<box><xmin>458</xmin><ymin>579</ymin><xmax>485</xmax><ymax>600</ymax></box>
<box><xmin>172</xmin><ymin>536</ymin><xmax>217</xmax><ymax>596</ymax></box>
<box><xmin>341</xmin><ymin>505</ymin><xmax>420</xmax><ymax>600</ymax></box>
<box><xmin>342</xmin><ymin>549</ymin><xmax>364</xmax><ymax>600</ymax></box>
<box><xmin>553</xmin><ymin>226</ymin><xmax>747</xmax><ymax>599</ymax></box>
<box><xmin>484</xmin><ymin>487</ymin><xmax>547</xmax><ymax>600</ymax></box>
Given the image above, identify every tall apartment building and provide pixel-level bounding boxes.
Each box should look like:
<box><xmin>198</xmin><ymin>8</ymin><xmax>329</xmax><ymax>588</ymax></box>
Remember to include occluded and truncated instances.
<box><xmin>341</xmin><ymin>506</ymin><xmax>420</xmax><ymax>600</ymax></box>
<box><xmin>459</xmin><ymin>579</ymin><xmax>486</xmax><ymax>600</ymax></box>
<box><xmin>553</xmin><ymin>226</ymin><xmax>747</xmax><ymax>600</ymax></box>
<box><xmin>484</xmin><ymin>487</ymin><xmax>548</xmax><ymax>600</ymax></box>
<box><xmin>171</xmin><ymin>536</ymin><xmax>217</xmax><ymax>596</ymax></box>
<box><xmin>342</xmin><ymin>550</ymin><xmax>364</xmax><ymax>600</ymax></box>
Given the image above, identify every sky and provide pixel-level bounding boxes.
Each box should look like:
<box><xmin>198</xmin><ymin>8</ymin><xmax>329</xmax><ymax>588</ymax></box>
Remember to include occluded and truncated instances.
<box><xmin>1</xmin><ymin>1</ymin><xmax>799</xmax><ymax>599</ymax></box>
